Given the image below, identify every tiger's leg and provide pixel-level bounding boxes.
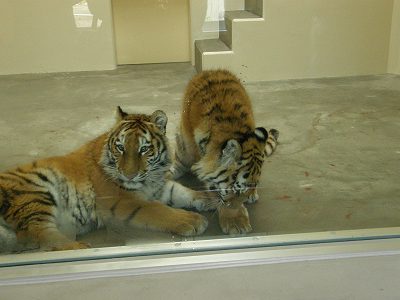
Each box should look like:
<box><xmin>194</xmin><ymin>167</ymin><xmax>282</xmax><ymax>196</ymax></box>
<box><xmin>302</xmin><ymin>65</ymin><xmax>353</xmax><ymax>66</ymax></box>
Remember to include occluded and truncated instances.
<box><xmin>171</xmin><ymin>131</ymin><xmax>193</xmax><ymax>179</ymax></box>
<box><xmin>16</xmin><ymin>221</ymin><xmax>90</xmax><ymax>251</ymax></box>
<box><xmin>4</xmin><ymin>193</ymin><xmax>90</xmax><ymax>251</ymax></box>
<box><xmin>159</xmin><ymin>180</ymin><xmax>219</xmax><ymax>211</ymax></box>
<box><xmin>245</xmin><ymin>189</ymin><xmax>259</xmax><ymax>204</ymax></box>
<box><xmin>107</xmin><ymin>198</ymin><xmax>208</xmax><ymax>236</ymax></box>
<box><xmin>218</xmin><ymin>204</ymin><xmax>252</xmax><ymax>235</ymax></box>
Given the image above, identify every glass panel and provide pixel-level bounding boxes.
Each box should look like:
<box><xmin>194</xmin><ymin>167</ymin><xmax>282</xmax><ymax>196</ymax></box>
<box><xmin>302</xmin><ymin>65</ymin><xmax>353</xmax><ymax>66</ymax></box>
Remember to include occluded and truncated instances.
<box><xmin>0</xmin><ymin>0</ymin><xmax>400</xmax><ymax>267</ymax></box>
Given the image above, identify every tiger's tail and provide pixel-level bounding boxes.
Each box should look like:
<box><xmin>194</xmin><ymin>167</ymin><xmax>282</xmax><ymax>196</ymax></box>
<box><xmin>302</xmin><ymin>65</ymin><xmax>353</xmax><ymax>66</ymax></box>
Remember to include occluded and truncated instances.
<box><xmin>264</xmin><ymin>128</ymin><xmax>279</xmax><ymax>156</ymax></box>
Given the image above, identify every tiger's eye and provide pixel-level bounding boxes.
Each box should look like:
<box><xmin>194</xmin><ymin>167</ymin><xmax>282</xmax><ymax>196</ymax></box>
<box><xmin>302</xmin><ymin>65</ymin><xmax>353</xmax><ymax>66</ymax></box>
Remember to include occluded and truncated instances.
<box><xmin>139</xmin><ymin>145</ymin><xmax>152</xmax><ymax>155</ymax></box>
<box><xmin>116</xmin><ymin>143</ymin><xmax>125</xmax><ymax>153</ymax></box>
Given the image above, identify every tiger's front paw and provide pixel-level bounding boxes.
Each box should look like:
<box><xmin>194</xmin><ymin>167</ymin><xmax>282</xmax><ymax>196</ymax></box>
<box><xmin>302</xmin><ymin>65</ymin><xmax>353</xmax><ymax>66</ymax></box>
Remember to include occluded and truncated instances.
<box><xmin>218</xmin><ymin>205</ymin><xmax>252</xmax><ymax>234</ymax></box>
<box><xmin>245</xmin><ymin>191</ymin><xmax>259</xmax><ymax>204</ymax></box>
<box><xmin>51</xmin><ymin>241</ymin><xmax>91</xmax><ymax>251</ymax></box>
<box><xmin>192</xmin><ymin>191</ymin><xmax>220</xmax><ymax>211</ymax></box>
<box><xmin>171</xmin><ymin>209</ymin><xmax>208</xmax><ymax>236</ymax></box>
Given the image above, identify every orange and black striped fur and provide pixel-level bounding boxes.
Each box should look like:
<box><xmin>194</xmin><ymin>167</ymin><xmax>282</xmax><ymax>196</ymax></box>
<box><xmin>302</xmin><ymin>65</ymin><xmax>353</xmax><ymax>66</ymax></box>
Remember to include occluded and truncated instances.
<box><xmin>0</xmin><ymin>108</ymin><xmax>212</xmax><ymax>252</ymax></box>
<box><xmin>173</xmin><ymin>70</ymin><xmax>279</xmax><ymax>234</ymax></box>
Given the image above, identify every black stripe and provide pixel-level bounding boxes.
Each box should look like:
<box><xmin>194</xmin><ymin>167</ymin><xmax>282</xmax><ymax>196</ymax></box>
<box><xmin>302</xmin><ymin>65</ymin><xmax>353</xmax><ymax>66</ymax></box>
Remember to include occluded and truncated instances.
<box><xmin>214</xmin><ymin>116</ymin><xmax>241</xmax><ymax>123</ymax></box>
<box><xmin>240</xmin><ymin>112</ymin><xmax>248</xmax><ymax>119</ymax></box>
<box><xmin>32</xmin><ymin>171</ymin><xmax>51</xmax><ymax>183</ymax></box>
<box><xmin>266</xmin><ymin>141</ymin><xmax>275</xmax><ymax>149</ymax></box>
<box><xmin>8</xmin><ymin>172</ymin><xmax>43</xmax><ymax>187</ymax></box>
<box><xmin>207</xmin><ymin>169</ymin><xmax>228</xmax><ymax>181</ymax></box>
<box><xmin>204</xmin><ymin>104</ymin><xmax>223</xmax><ymax>116</ymax></box>
<box><xmin>168</xmin><ymin>184</ymin><xmax>175</xmax><ymax>206</ymax></box>
<box><xmin>0</xmin><ymin>187</ymin><xmax>11</xmax><ymax>214</ymax></box>
<box><xmin>10</xmin><ymin>199</ymin><xmax>55</xmax><ymax>218</ymax></box>
<box><xmin>124</xmin><ymin>206</ymin><xmax>142</xmax><ymax>224</ymax></box>
<box><xmin>16</xmin><ymin>211</ymin><xmax>54</xmax><ymax>230</ymax></box>
<box><xmin>233</xmin><ymin>103</ymin><xmax>242</xmax><ymax>110</ymax></box>
<box><xmin>9</xmin><ymin>189</ymin><xmax>56</xmax><ymax>205</ymax></box>
<box><xmin>214</xmin><ymin>177</ymin><xmax>230</xmax><ymax>185</ymax></box>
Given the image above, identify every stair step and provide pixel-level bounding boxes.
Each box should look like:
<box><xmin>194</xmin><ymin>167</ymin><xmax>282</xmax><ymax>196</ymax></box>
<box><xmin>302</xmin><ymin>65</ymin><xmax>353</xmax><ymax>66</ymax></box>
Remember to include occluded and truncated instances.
<box><xmin>224</xmin><ymin>10</ymin><xmax>262</xmax><ymax>21</ymax></box>
<box><xmin>219</xmin><ymin>10</ymin><xmax>261</xmax><ymax>49</ymax></box>
<box><xmin>195</xmin><ymin>39</ymin><xmax>232</xmax><ymax>72</ymax></box>
<box><xmin>195</xmin><ymin>39</ymin><xmax>231</xmax><ymax>53</ymax></box>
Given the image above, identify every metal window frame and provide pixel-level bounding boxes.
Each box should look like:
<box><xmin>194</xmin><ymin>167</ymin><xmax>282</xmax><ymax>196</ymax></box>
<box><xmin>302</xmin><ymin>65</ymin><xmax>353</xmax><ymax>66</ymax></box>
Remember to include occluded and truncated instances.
<box><xmin>1</xmin><ymin>227</ymin><xmax>400</xmax><ymax>286</ymax></box>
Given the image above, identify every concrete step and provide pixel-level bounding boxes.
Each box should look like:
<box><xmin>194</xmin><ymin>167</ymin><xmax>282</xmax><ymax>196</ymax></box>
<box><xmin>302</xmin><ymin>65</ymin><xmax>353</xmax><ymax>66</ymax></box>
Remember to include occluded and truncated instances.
<box><xmin>219</xmin><ymin>10</ymin><xmax>262</xmax><ymax>49</ymax></box>
<box><xmin>194</xmin><ymin>39</ymin><xmax>232</xmax><ymax>72</ymax></box>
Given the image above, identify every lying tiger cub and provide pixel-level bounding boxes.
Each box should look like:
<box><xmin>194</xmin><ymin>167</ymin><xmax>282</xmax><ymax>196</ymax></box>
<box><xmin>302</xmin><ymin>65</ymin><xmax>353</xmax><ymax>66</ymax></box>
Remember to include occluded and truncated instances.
<box><xmin>0</xmin><ymin>108</ymin><xmax>211</xmax><ymax>252</ymax></box>
<box><xmin>173</xmin><ymin>69</ymin><xmax>279</xmax><ymax>234</ymax></box>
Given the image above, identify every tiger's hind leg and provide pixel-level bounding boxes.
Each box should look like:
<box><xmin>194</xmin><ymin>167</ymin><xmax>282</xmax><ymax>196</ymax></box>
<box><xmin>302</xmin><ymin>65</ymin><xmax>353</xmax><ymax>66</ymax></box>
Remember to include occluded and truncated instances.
<box><xmin>17</xmin><ymin>222</ymin><xmax>90</xmax><ymax>251</ymax></box>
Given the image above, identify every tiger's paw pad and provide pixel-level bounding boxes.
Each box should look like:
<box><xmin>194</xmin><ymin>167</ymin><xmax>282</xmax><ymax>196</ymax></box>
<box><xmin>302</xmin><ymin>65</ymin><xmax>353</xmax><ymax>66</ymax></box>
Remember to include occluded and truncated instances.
<box><xmin>173</xmin><ymin>210</ymin><xmax>208</xmax><ymax>236</ymax></box>
<box><xmin>219</xmin><ymin>206</ymin><xmax>252</xmax><ymax>235</ymax></box>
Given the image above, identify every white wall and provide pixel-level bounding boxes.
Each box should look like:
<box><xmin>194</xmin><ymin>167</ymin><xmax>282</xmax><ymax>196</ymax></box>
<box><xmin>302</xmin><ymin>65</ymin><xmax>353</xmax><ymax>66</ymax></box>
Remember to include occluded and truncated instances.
<box><xmin>388</xmin><ymin>0</ymin><xmax>400</xmax><ymax>74</ymax></box>
<box><xmin>199</xmin><ymin>0</ymin><xmax>395</xmax><ymax>81</ymax></box>
<box><xmin>0</xmin><ymin>0</ymin><xmax>116</xmax><ymax>75</ymax></box>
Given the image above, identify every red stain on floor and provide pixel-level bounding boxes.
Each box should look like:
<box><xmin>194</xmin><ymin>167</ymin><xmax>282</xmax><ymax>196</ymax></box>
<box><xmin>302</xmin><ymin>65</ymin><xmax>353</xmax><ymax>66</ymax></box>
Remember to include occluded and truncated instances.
<box><xmin>304</xmin><ymin>187</ymin><xmax>312</xmax><ymax>191</ymax></box>
<box><xmin>277</xmin><ymin>195</ymin><xmax>292</xmax><ymax>201</ymax></box>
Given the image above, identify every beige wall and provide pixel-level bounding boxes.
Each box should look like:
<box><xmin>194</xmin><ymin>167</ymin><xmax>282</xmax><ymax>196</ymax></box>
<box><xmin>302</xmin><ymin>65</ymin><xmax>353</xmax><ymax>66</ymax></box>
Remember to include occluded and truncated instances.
<box><xmin>0</xmin><ymin>0</ymin><xmax>116</xmax><ymax>75</ymax></box>
<box><xmin>388</xmin><ymin>0</ymin><xmax>400</xmax><ymax>74</ymax></box>
<box><xmin>200</xmin><ymin>0</ymin><xmax>394</xmax><ymax>81</ymax></box>
<box><xmin>112</xmin><ymin>0</ymin><xmax>190</xmax><ymax>65</ymax></box>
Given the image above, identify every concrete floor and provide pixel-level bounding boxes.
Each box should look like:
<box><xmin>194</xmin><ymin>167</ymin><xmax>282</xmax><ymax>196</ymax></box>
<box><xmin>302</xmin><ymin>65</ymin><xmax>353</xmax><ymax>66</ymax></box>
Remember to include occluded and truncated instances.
<box><xmin>0</xmin><ymin>63</ymin><xmax>399</xmax><ymax>249</ymax></box>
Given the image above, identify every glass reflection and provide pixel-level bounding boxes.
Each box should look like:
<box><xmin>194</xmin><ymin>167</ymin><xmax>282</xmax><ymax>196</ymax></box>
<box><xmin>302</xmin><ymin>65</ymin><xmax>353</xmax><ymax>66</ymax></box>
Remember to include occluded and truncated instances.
<box><xmin>73</xmin><ymin>0</ymin><xmax>103</xmax><ymax>29</ymax></box>
<box><xmin>203</xmin><ymin>0</ymin><xmax>225</xmax><ymax>32</ymax></box>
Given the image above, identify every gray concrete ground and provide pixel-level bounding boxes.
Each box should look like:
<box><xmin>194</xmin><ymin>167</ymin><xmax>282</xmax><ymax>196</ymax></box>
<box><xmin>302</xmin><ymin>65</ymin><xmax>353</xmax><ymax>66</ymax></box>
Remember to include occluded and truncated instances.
<box><xmin>0</xmin><ymin>63</ymin><xmax>399</xmax><ymax>249</ymax></box>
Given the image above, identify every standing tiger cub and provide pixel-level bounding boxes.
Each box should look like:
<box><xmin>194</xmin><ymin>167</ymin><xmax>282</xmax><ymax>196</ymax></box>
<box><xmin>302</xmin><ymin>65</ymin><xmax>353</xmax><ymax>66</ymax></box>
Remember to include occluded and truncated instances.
<box><xmin>173</xmin><ymin>69</ymin><xmax>279</xmax><ymax>234</ymax></box>
<box><xmin>0</xmin><ymin>108</ymin><xmax>211</xmax><ymax>252</ymax></box>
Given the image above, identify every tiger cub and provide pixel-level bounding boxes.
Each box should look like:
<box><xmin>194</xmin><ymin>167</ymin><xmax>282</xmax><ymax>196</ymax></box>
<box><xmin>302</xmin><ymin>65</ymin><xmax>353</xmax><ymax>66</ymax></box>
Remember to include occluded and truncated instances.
<box><xmin>173</xmin><ymin>69</ymin><xmax>279</xmax><ymax>234</ymax></box>
<box><xmin>0</xmin><ymin>108</ymin><xmax>211</xmax><ymax>252</ymax></box>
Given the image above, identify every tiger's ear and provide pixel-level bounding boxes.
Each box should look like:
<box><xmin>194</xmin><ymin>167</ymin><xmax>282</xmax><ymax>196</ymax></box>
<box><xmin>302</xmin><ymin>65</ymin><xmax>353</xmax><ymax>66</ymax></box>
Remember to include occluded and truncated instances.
<box><xmin>254</xmin><ymin>127</ymin><xmax>269</xmax><ymax>142</ymax></box>
<box><xmin>116</xmin><ymin>106</ymin><xmax>128</xmax><ymax>121</ymax></box>
<box><xmin>151</xmin><ymin>110</ymin><xmax>168</xmax><ymax>134</ymax></box>
<box><xmin>220</xmin><ymin>139</ymin><xmax>242</xmax><ymax>166</ymax></box>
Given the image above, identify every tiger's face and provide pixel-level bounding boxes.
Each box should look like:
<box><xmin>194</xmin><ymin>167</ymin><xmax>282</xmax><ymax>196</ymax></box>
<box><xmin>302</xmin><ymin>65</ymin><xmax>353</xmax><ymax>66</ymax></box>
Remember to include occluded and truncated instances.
<box><xmin>192</xmin><ymin>127</ymin><xmax>272</xmax><ymax>204</ymax></box>
<box><xmin>101</xmin><ymin>107</ymin><xmax>171</xmax><ymax>190</ymax></box>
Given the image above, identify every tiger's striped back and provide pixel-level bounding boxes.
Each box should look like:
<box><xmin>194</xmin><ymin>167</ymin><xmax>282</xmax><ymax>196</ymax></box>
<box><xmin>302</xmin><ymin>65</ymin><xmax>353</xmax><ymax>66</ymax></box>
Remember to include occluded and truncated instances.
<box><xmin>174</xmin><ymin>69</ymin><xmax>279</xmax><ymax>203</ymax></box>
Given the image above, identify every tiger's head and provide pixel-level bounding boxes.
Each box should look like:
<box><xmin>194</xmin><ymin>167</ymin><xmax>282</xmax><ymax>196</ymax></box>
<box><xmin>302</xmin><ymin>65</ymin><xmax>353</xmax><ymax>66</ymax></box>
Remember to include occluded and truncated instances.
<box><xmin>101</xmin><ymin>107</ymin><xmax>171</xmax><ymax>190</ymax></box>
<box><xmin>192</xmin><ymin>127</ymin><xmax>279</xmax><ymax>204</ymax></box>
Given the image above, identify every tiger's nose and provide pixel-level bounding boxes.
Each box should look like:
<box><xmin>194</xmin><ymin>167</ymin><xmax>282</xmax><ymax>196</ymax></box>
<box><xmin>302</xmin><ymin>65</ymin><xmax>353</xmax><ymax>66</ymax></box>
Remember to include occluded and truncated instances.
<box><xmin>120</xmin><ymin>169</ymin><xmax>138</xmax><ymax>180</ymax></box>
